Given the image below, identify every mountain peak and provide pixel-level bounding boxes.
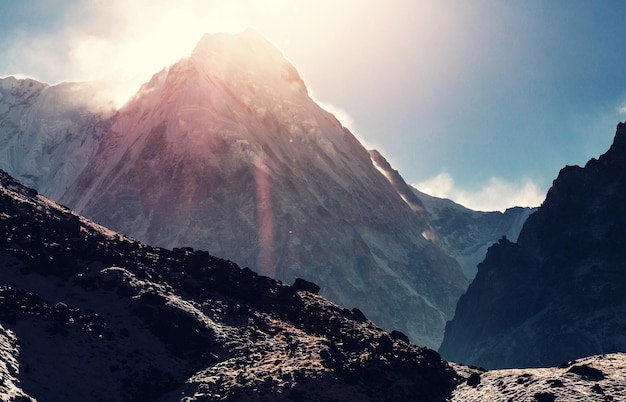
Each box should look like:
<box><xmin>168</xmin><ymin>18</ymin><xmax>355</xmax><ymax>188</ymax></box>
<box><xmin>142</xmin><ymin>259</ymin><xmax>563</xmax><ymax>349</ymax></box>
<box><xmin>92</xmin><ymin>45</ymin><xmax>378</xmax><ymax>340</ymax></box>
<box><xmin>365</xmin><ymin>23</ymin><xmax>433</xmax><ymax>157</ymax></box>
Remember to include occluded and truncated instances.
<box><xmin>605</xmin><ymin>121</ymin><xmax>626</xmax><ymax>160</ymax></box>
<box><xmin>193</xmin><ymin>29</ymin><xmax>274</xmax><ymax>52</ymax></box>
<box><xmin>440</xmin><ymin>121</ymin><xmax>626</xmax><ymax>368</ymax></box>
<box><xmin>189</xmin><ymin>30</ymin><xmax>308</xmax><ymax>96</ymax></box>
<box><xmin>192</xmin><ymin>30</ymin><xmax>282</xmax><ymax>67</ymax></box>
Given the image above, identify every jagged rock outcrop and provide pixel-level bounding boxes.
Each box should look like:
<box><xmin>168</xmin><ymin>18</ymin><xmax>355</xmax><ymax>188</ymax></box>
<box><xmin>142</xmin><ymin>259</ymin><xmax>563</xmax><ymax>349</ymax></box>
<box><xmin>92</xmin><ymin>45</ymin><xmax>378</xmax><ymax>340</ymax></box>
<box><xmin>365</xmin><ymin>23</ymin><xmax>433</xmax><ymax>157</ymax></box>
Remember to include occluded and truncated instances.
<box><xmin>56</xmin><ymin>31</ymin><xmax>467</xmax><ymax>348</ymax></box>
<box><xmin>0</xmin><ymin>169</ymin><xmax>458</xmax><ymax>401</ymax></box>
<box><xmin>440</xmin><ymin>122</ymin><xmax>626</xmax><ymax>368</ymax></box>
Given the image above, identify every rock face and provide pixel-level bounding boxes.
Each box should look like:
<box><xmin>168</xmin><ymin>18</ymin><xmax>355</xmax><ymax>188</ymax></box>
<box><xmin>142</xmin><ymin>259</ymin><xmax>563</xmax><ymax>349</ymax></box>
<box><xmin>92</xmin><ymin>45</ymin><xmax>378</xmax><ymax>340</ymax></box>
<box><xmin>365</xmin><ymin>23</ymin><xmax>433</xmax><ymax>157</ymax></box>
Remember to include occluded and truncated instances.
<box><xmin>56</xmin><ymin>31</ymin><xmax>467</xmax><ymax>348</ymax></box>
<box><xmin>0</xmin><ymin>77</ymin><xmax>115</xmax><ymax>200</ymax></box>
<box><xmin>0</xmin><ymin>169</ymin><xmax>458</xmax><ymax>401</ymax></box>
<box><xmin>440</xmin><ymin>122</ymin><xmax>626</xmax><ymax>368</ymax></box>
<box><xmin>370</xmin><ymin>149</ymin><xmax>534</xmax><ymax>280</ymax></box>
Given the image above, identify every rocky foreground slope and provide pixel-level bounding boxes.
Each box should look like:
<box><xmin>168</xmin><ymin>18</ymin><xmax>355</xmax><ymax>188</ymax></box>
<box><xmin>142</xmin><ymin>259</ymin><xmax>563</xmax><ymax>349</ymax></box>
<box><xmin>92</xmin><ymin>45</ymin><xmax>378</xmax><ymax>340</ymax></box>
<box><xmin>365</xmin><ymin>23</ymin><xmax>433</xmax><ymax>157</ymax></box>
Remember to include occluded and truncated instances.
<box><xmin>0</xmin><ymin>169</ymin><xmax>457</xmax><ymax>401</ymax></box>
<box><xmin>451</xmin><ymin>353</ymin><xmax>626</xmax><ymax>401</ymax></box>
<box><xmin>440</xmin><ymin>122</ymin><xmax>626</xmax><ymax>369</ymax></box>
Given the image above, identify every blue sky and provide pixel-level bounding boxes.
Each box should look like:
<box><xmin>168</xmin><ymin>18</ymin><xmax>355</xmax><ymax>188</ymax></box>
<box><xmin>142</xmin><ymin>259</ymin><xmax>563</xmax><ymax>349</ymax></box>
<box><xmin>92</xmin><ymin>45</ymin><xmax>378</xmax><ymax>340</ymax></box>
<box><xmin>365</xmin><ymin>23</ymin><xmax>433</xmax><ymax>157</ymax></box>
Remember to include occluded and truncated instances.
<box><xmin>1</xmin><ymin>0</ymin><xmax>626</xmax><ymax>211</ymax></box>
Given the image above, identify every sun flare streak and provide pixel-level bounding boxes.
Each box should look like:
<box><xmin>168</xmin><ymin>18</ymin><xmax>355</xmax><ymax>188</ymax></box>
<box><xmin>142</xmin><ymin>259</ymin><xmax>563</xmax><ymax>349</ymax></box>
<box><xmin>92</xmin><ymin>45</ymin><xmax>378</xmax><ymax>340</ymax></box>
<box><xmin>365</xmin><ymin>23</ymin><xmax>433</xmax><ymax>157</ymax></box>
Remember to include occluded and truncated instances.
<box><xmin>254</xmin><ymin>166</ymin><xmax>275</xmax><ymax>277</ymax></box>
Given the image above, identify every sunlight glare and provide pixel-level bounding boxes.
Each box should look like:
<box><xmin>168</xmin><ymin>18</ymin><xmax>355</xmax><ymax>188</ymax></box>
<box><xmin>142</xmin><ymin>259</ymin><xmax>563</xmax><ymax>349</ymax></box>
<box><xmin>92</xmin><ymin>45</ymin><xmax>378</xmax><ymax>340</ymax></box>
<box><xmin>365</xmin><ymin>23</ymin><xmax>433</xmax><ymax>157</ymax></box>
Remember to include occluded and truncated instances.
<box><xmin>67</xmin><ymin>0</ymin><xmax>306</xmax><ymax>107</ymax></box>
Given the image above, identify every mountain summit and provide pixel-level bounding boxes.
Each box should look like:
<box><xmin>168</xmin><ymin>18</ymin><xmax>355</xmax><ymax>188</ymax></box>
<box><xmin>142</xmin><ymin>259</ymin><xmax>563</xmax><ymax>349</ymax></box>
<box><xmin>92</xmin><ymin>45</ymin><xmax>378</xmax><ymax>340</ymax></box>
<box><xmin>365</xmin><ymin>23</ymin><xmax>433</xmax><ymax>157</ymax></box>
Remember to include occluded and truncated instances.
<box><xmin>191</xmin><ymin>29</ymin><xmax>306</xmax><ymax>94</ymax></box>
<box><xmin>57</xmin><ymin>32</ymin><xmax>468</xmax><ymax>348</ymax></box>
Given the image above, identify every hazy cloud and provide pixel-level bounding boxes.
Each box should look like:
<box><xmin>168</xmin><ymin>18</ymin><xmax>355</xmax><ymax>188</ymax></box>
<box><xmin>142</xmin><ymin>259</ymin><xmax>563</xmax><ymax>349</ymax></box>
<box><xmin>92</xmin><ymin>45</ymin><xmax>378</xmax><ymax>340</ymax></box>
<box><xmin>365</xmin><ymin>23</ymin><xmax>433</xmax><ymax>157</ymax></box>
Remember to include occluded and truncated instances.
<box><xmin>415</xmin><ymin>172</ymin><xmax>545</xmax><ymax>212</ymax></box>
<box><xmin>0</xmin><ymin>0</ymin><xmax>305</xmax><ymax>106</ymax></box>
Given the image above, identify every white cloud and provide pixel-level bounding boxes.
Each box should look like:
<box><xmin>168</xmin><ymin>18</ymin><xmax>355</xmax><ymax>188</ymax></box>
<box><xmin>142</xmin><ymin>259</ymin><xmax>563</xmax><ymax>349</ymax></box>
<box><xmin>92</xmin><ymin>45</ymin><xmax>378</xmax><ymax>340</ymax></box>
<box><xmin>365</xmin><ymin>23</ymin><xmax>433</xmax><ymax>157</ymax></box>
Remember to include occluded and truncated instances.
<box><xmin>415</xmin><ymin>172</ymin><xmax>545</xmax><ymax>212</ymax></box>
<box><xmin>618</xmin><ymin>102</ymin><xmax>626</xmax><ymax>115</ymax></box>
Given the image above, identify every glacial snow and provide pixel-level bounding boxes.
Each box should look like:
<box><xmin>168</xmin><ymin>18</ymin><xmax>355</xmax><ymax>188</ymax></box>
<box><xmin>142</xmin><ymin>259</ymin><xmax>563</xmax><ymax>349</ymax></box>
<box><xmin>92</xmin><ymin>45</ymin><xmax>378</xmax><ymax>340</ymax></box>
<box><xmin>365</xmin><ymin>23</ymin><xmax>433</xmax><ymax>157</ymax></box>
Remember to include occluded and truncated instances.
<box><xmin>0</xmin><ymin>77</ymin><xmax>115</xmax><ymax>201</ymax></box>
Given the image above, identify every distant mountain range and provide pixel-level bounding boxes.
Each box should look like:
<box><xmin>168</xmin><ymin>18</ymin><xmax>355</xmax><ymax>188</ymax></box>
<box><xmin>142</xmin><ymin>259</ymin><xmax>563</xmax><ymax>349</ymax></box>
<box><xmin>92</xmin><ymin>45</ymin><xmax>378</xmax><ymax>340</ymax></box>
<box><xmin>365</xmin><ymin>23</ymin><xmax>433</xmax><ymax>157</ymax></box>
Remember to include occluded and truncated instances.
<box><xmin>440</xmin><ymin>122</ymin><xmax>626</xmax><ymax>369</ymax></box>
<box><xmin>0</xmin><ymin>31</ymin><xmax>530</xmax><ymax>349</ymax></box>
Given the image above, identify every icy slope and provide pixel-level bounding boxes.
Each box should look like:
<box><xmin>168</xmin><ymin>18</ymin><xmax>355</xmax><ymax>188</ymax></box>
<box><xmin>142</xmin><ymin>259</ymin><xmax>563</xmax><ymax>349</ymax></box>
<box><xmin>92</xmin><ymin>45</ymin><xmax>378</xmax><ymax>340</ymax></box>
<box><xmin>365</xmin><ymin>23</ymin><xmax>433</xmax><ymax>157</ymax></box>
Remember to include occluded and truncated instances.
<box><xmin>0</xmin><ymin>77</ymin><xmax>115</xmax><ymax>200</ymax></box>
<box><xmin>411</xmin><ymin>190</ymin><xmax>533</xmax><ymax>280</ymax></box>
<box><xmin>61</xmin><ymin>31</ymin><xmax>467</xmax><ymax>349</ymax></box>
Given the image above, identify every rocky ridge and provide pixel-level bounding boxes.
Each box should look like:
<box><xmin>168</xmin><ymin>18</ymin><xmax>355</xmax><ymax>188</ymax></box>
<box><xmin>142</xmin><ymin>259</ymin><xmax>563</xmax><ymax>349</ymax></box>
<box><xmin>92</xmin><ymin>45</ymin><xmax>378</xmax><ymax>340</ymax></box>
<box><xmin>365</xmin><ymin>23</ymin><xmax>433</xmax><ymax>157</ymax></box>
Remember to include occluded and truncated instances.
<box><xmin>411</xmin><ymin>190</ymin><xmax>533</xmax><ymax>280</ymax></box>
<box><xmin>440</xmin><ymin>122</ymin><xmax>626</xmax><ymax>368</ymax></box>
<box><xmin>1</xmin><ymin>169</ymin><xmax>625</xmax><ymax>401</ymax></box>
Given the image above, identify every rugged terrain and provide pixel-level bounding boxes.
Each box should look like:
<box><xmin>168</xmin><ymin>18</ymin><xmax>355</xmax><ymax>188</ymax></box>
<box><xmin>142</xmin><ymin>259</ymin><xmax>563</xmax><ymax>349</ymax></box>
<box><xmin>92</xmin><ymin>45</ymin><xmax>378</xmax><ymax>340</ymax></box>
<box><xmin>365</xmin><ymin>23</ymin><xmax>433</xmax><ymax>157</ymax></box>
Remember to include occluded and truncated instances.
<box><xmin>440</xmin><ymin>122</ymin><xmax>626</xmax><ymax>369</ymax></box>
<box><xmin>0</xmin><ymin>169</ymin><xmax>458</xmax><ymax>401</ymax></box>
<box><xmin>451</xmin><ymin>353</ymin><xmax>626</xmax><ymax>401</ymax></box>
<box><xmin>1</xmin><ymin>169</ymin><xmax>625</xmax><ymax>401</ymax></box>
<box><xmin>0</xmin><ymin>32</ymin><xmax>534</xmax><ymax>349</ymax></box>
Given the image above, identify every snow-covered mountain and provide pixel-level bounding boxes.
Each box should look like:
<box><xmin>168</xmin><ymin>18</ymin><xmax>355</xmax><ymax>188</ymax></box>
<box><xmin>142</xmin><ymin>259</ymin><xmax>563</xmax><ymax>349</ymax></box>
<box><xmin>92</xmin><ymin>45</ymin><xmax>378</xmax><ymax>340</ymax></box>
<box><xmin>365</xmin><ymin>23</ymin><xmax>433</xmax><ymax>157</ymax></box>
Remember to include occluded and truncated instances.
<box><xmin>369</xmin><ymin>149</ymin><xmax>534</xmax><ymax>279</ymax></box>
<box><xmin>0</xmin><ymin>77</ymin><xmax>115</xmax><ymax>200</ymax></box>
<box><xmin>440</xmin><ymin>122</ymin><xmax>626</xmax><ymax>369</ymax></box>
<box><xmin>51</xmin><ymin>31</ymin><xmax>468</xmax><ymax>349</ymax></box>
<box><xmin>0</xmin><ymin>31</ymin><xmax>537</xmax><ymax>349</ymax></box>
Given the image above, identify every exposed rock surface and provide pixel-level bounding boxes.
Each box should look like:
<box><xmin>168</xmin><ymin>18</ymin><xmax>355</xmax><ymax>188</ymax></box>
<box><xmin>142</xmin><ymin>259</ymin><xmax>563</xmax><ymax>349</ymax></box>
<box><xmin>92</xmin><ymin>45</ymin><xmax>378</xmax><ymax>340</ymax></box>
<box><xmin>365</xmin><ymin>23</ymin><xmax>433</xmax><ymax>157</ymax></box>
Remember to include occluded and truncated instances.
<box><xmin>55</xmin><ymin>31</ymin><xmax>467</xmax><ymax>348</ymax></box>
<box><xmin>440</xmin><ymin>122</ymin><xmax>626</xmax><ymax>368</ymax></box>
<box><xmin>0</xmin><ymin>169</ymin><xmax>459</xmax><ymax>401</ymax></box>
<box><xmin>0</xmin><ymin>31</ymin><xmax>535</xmax><ymax>350</ymax></box>
<box><xmin>451</xmin><ymin>353</ymin><xmax>626</xmax><ymax>401</ymax></box>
